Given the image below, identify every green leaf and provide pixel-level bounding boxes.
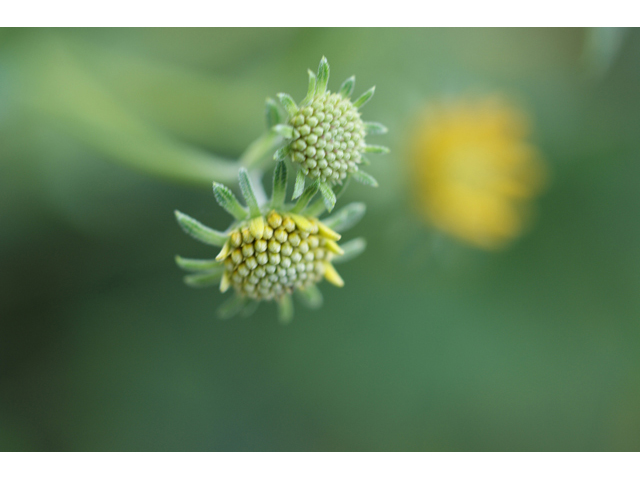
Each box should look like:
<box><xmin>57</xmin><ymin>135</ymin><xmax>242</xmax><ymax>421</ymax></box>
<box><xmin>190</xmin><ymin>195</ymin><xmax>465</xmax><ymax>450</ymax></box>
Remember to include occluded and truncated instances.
<box><xmin>295</xmin><ymin>284</ymin><xmax>323</xmax><ymax>309</ymax></box>
<box><xmin>364</xmin><ymin>122</ymin><xmax>388</xmax><ymax>135</ymax></box>
<box><xmin>322</xmin><ymin>202</ymin><xmax>366</xmax><ymax>232</ymax></box>
<box><xmin>301</xmin><ymin>69</ymin><xmax>317</xmax><ymax>105</ymax></box>
<box><xmin>238</xmin><ymin>168</ymin><xmax>261</xmax><ymax>218</ymax></box>
<box><xmin>241</xmin><ymin>300</ymin><xmax>260</xmax><ymax>317</ymax></box>
<box><xmin>277</xmin><ymin>294</ymin><xmax>294</xmax><ymax>324</ymax></box>
<box><xmin>265</xmin><ymin>98</ymin><xmax>282</xmax><ymax>128</ymax></box>
<box><xmin>184</xmin><ymin>270</ymin><xmax>223</xmax><ymax>288</ymax></box>
<box><xmin>217</xmin><ymin>295</ymin><xmax>248</xmax><ymax>320</ymax></box>
<box><xmin>271</xmin><ymin>160</ymin><xmax>287</xmax><ymax>209</ymax></box>
<box><xmin>316</xmin><ymin>56</ymin><xmax>330</xmax><ymax>96</ymax></box>
<box><xmin>364</xmin><ymin>144</ymin><xmax>390</xmax><ymax>154</ymax></box>
<box><xmin>332</xmin><ymin>237</ymin><xmax>366</xmax><ymax>264</ymax></box>
<box><xmin>273</xmin><ymin>144</ymin><xmax>290</xmax><ymax>161</ymax></box>
<box><xmin>292</xmin><ymin>169</ymin><xmax>306</xmax><ymax>200</ymax></box>
<box><xmin>338</xmin><ymin>76</ymin><xmax>355</xmax><ymax>98</ymax></box>
<box><xmin>359</xmin><ymin>155</ymin><xmax>371</xmax><ymax>166</ymax></box>
<box><xmin>212</xmin><ymin>183</ymin><xmax>248</xmax><ymax>220</ymax></box>
<box><xmin>352</xmin><ymin>170</ymin><xmax>378</xmax><ymax>187</ymax></box>
<box><xmin>291</xmin><ymin>180</ymin><xmax>320</xmax><ymax>213</ymax></box>
<box><xmin>277</xmin><ymin>93</ymin><xmax>298</xmax><ymax>117</ymax></box>
<box><xmin>272</xmin><ymin>124</ymin><xmax>294</xmax><ymax>139</ymax></box>
<box><xmin>174</xmin><ymin>210</ymin><xmax>227</xmax><ymax>246</ymax></box>
<box><xmin>175</xmin><ymin>256</ymin><xmax>222</xmax><ymax>272</ymax></box>
<box><xmin>353</xmin><ymin>86</ymin><xmax>375</xmax><ymax>109</ymax></box>
<box><xmin>318</xmin><ymin>181</ymin><xmax>337</xmax><ymax>212</ymax></box>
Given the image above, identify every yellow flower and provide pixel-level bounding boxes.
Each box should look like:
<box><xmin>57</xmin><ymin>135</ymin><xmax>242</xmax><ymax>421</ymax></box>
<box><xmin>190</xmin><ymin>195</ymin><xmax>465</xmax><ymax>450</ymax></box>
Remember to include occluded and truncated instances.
<box><xmin>410</xmin><ymin>97</ymin><xmax>547</xmax><ymax>250</ymax></box>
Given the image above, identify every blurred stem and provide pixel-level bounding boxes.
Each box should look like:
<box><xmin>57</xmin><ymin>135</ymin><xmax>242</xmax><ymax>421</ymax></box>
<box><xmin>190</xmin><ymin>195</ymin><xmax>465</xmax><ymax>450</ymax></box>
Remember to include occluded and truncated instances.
<box><xmin>12</xmin><ymin>37</ymin><xmax>240</xmax><ymax>187</ymax></box>
<box><xmin>239</xmin><ymin>130</ymin><xmax>282</xmax><ymax>171</ymax></box>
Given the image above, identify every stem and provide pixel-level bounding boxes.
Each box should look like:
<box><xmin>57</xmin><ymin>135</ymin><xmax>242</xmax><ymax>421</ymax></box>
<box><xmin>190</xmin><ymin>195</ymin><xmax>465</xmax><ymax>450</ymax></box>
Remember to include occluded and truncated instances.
<box><xmin>239</xmin><ymin>130</ymin><xmax>282</xmax><ymax>171</ymax></box>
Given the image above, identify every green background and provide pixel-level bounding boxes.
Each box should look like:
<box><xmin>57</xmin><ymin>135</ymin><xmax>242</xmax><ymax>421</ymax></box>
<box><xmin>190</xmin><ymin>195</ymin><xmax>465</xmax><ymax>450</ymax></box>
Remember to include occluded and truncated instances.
<box><xmin>1</xmin><ymin>28</ymin><xmax>639</xmax><ymax>451</ymax></box>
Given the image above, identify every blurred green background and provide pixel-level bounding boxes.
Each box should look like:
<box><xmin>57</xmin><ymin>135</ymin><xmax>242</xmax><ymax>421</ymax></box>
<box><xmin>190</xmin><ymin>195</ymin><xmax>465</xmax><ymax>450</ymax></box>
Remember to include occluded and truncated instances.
<box><xmin>1</xmin><ymin>28</ymin><xmax>639</xmax><ymax>451</ymax></box>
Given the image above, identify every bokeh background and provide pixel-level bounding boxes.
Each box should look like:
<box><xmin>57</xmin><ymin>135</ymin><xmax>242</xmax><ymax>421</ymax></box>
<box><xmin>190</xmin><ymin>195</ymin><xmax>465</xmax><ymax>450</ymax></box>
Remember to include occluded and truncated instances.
<box><xmin>1</xmin><ymin>28</ymin><xmax>639</xmax><ymax>451</ymax></box>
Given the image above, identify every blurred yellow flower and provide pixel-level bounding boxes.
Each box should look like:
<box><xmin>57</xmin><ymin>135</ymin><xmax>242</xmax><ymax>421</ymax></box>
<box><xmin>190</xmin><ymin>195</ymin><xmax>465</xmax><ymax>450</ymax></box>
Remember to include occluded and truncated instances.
<box><xmin>410</xmin><ymin>97</ymin><xmax>547</xmax><ymax>250</ymax></box>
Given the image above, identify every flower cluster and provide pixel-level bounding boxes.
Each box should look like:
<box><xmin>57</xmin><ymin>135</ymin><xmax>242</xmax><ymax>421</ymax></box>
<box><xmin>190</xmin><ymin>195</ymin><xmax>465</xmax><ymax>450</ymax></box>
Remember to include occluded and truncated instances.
<box><xmin>175</xmin><ymin>58</ymin><xmax>386</xmax><ymax>322</ymax></box>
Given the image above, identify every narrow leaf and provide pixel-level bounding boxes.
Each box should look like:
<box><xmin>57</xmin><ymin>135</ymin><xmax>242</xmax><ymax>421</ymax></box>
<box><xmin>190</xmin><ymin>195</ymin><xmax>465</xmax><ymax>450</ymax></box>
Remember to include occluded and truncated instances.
<box><xmin>332</xmin><ymin>238</ymin><xmax>366</xmax><ymax>264</ymax></box>
<box><xmin>322</xmin><ymin>202</ymin><xmax>366</xmax><ymax>232</ymax></box>
<box><xmin>277</xmin><ymin>93</ymin><xmax>298</xmax><ymax>117</ymax></box>
<box><xmin>217</xmin><ymin>295</ymin><xmax>248</xmax><ymax>320</ymax></box>
<box><xmin>353</xmin><ymin>86</ymin><xmax>375</xmax><ymax>109</ymax></box>
<box><xmin>301</xmin><ymin>69</ymin><xmax>317</xmax><ymax>105</ymax></box>
<box><xmin>184</xmin><ymin>271</ymin><xmax>223</xmax><ymax>288</ymax></box>
<box><xmin>364</xmin><ymin>144</ymin><xmax>390</xmax><ymax>154</ymax></box>
<box><xmin>272</xmin><ymin>124</ymin><xmax>294</xmax><ymax>139</ymax></box>
<box><xmin>291</xmin><ymin>180</ymin><xmax>320</xmax><ymax>214</ymax></box>
<box><xmin>241</xmin><ymin>300</ymin><xmax>260</xmax><ymax>317</ymax></box>
<box><xmin>318</xmin><ymin>181</ymin><xmax>337</xmax><ymax>212</ymax></box>
<box><xmin>175</xmin><ymin>256</ymin><xmax>222</xmax><ymax>272</ymax></box>
<box><xmin>292</xmin><ymin>169</ymin><xmax>305</xmax><ymax>200</ymax></box>
<box><xmin>364</xmin><ymin>122</ymin><xmax>388</xmax><ymax>135</ymax></box>
<box><xmin>277</xmin><ymin>294</ymin><xmax>294</xmax><ymax>324</ymax></box>
<box><xmin>338</xmin><ymin>76</ymin><xmax>355</xmax><ymax>98</ymax></box>
<box><xmin>265</xmin><ymin>98</ymin><xmax>282</xmax><ymax>128</ymax></box>
<box><xmin>174</xmin><ymin>210</ymin><xmax>227</xmax><ymax>246</ymax></box>
<box><xmin>316</xmin><ymin>57</ymin><xmax>330</xmax><ymax>96</ymax></box>
<box><xmin>295</xmin><ymin>284</ymin><xmax>323</xmax><ymax>309</ymax></box>
<box><xmin>271</xmin><ymin>160</ymin><xmax>287</xmax><ymax>209</ymax></box>
<box><xmin>273</xmin><ymin>144</ymin><xmax>290</xmax><ymax>161</ymax></box>
<box><xmin>352</xmin><ymin>170</ymin><xmax>378</xmax><ymax>187</ymax></box>
<box><xmin>238</xmin><ymin>167</ymin><xmax>261</xmax><ymax>218</ymax></box>
<box><xmin>212</xmin><ymin>183</ymin><xmax>248</xmax><ymax>220</ymax></box>
<box><xmin>359</xmin><ymin>156</ymin><xmax>371</xmax><ymax>166</ymax></box>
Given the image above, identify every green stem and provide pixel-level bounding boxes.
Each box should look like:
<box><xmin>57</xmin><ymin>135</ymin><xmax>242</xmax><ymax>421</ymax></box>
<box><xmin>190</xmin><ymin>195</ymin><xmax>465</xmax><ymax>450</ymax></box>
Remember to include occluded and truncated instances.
<box><xmin>239</xmin><ymin>130</ymin><xmax>282</xmax><ymax>171</ymax></box>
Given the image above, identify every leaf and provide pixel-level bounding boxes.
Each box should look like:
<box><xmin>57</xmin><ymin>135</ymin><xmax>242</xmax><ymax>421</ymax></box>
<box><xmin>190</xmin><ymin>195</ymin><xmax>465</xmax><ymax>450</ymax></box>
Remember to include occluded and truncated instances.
<box><xmin>238</xmin><ymin>167</ymin><xmax>261</xmax><ymax>218</ymax></box>
<box><xmin>277</xmin><ymin>294</ymin><xmax>294</xmax><ymax>324</ymax></box>
<box><xmin>273</xmin><ymin>144</ymin><xmax>290</xmax><ymax>162</ymax></box>
<box><xmin>265</xmin><ymin>98</ymin><xmax>282</xmax><ymax>128</ymax></box>
<box><xmin>318</xmin><ymin>181</ymin><xmax>337</xmax><ymax>212</ymax></box>
<box><xmin>217</xmin><ymin>295</ymin><xmax>248</xmax><ymax>320</ymax></box>
<box><xmin>271</xmin><ymin>160</ymin><xmax>287</xmax><ymax>208</ymax></box>
<box><xmin>353</xmin><ymin>86</ymin><xmax>375</xmax><ymax>109</ymax></box>
<box><xmin>175</xmin><ymin>256</ymin><xmax>222</xmax><ymax>272</ymax></box>
<box><xmin>332</xmin><ymin>237</ymin><xmax>366</xmax><ymax>264</ymax></box>
<box><xmin>277</xmin><ymin>93</ymin><xmax>298</xmax><ymax>117</ymax></box>
<box><xmin>291</xmin><ymin>180</ymin><xmax>320</xmax><ymax>213</ymax></box>
<box><xmin>364</xmin><ymin>144</ymin><xmax>390</xmax><ymax>154</ymax></box>
<box><xmin>292</xmin><ymin>169</ymin><xmax>305</xmax><ymax>200</ymax></box>
<box><xmin>316</xmin><ymin>56</ymin><xmax>330</xmax><ymax>96</ymax></box>
<box><xmin>272</xmin><ymin>124</ymin><xmax>294</xmax><ymax>139</ymax></box>
<box><xmin>184</xmin><ymin>270</ymin><xmax>223</xmax><ymax>288</ymax></box>
<box><xmin>174</xmin><ymin>210</ymin><xmax>227</xmax><ymax>246</ymax></box>
<box><xmin>212</xmin><ymin>183</ymin><xmax>248</xmax><ymax>220</ymax></box>
<box><xmin>352</xmin><ymin>170</ymin><xmax>378</xmax><ymax>187</ymax></box>
<box><xmin>321</xmin><ymin>202</ymin><xmax>366</xmax><ymax>232</ymax></box>
<box><xmin>295</xmin><ymin>284</ymin><xmax>323</xmax><ymax>309</ymax></box>
<box><xmin>301</xmin><ymin>69</ymin><xmax>317</xmax><ymax>105</ymax></box>
<box><xmin>364</xmin><ymin>122</ymin><xmax>388</xmax><ymax>135</ymax></box>
<box><xmin>338</xmin><ymin>76</ymin><xmax>355</xmax><ymax>98</ymax></box>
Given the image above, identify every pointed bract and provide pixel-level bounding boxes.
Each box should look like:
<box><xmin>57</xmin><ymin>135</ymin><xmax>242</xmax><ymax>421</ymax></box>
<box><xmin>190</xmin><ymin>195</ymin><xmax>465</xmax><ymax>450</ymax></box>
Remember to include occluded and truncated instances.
<box><xmin>353</xmin><ymin>86</ymin><xmax>375</xmax><ymax>109</ymax></box>
<box><xmin>322</xmin><ymin>202</ymin><xmax>366</xmax><ymax>232</ymax></box>
<box><xmin>301</xmin><ymin>69</ymin><xmax>317</xmax><ymax>105</ymax></box>
<box><xmin>175</xmin><ymin>256</ymin><xmax>222</xmax><ymax>272</ymax></box>
<box><xmin>364</xmin><ymin>144</ymin><xmax>390</xmax><ymax>154</ymax></box>
<box><xmin>318</xmin><ymin>181</ymin><xmax>337</xmax><ymax>212</ymax></box>
<box><xmin>184</xmin><ymin>270</ymin><xmax>224</xmax><ymax>287</ymax></box>
<box><xmin>212</xmin><ymin>183</ymin><xmax>248</xmax><ymax>220</ymax></box>
<box><xmin>295</xmin><ymin>284</ymin><xmax>323</xmax><ymax>309</ymax></box>
<box><xmin>271</xmin><ymin>160</ymin><xmax>287</xmax><ymax>208</ymax></box>
<box><xmin>316</xmin><ymin>56</ymin><xmax>330</xmax><ymax>96</ymax></box>
<box><xmin>291</xmin><ymin>180</ymin><xmax>319</xmax><ymax>213</ymax></box>
<box><xmin>277</xmin><ymin>295</ymin><xmax>294</xmax><ymax>324</ymax></box>
<box><xmin>338</xmin><ymin>76</ymin><xmax>356</xmax><ymax>98</ymax></box>
<box><xmin>292</xmin><ymin>169</ymin><xmax>306</xmax><ymax>200</ymax></box>
<box><xmin>277</xmin><ymin>93</ymin><xmax>298</xmax><ymax>117</ymax></box>
<box><xmin>332</xmin><ymin>237</ymin><xmax>366</xmax><ymax>264</ymax></box>
<box><xmin>238</xmin><ymin>168</ymin><xmax>261</xmax><ymax>218</ymax></box>
<box><xmin>352</xmin><ymin>170</ymin><xmax>379</xmax><ymax>187</ymax></box>
<box><xmin>273</xmin><ymin>124</ymin><xmax>294</xmax><ymax>139</ymax></box>
<box><xmin>175</xmin><ymin>210</ymin><xmax>227</xmax><ymax>246</ymax></box>
<box><xmin>265</xmin><ymin>98</ymin><xmax>282</xmax><ymax>128</ymax></box>
<box><xmin>364</xmin><ymin>122</ymin><xmax>388</xmax><ymax>135</ymax></box>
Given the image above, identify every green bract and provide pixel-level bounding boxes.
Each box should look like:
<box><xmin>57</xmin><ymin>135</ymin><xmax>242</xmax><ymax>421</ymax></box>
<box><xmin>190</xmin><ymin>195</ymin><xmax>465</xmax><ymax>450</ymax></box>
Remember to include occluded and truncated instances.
<box><xmin>272</xmin><ymin>57</ymin><xmax>388</xmax><ymax>212</ymax></box>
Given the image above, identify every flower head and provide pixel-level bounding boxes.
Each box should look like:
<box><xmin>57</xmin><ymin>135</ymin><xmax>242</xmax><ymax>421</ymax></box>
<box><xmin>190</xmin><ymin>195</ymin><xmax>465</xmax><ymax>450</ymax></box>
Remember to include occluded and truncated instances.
<box><xmin>271</xmin><ymin>57</ymin><xmax>388</xmax><ymax>212</ymax></box>
<box><xmin>174</xmin><ymin>162</ymin><xmax>366</xmax><ymax>322</ymax></box>
<box><xmin>410</xmin><ymin>97</ymin><xmax>546</xmax><ymax>250</ymax></box>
